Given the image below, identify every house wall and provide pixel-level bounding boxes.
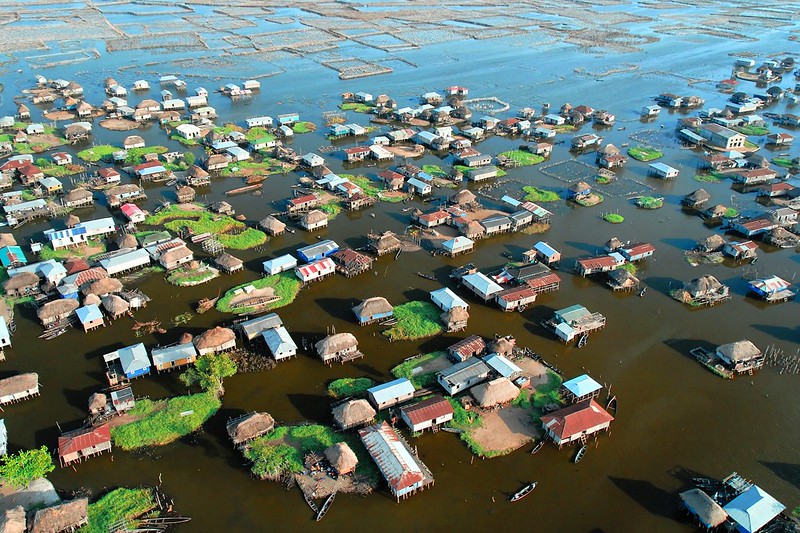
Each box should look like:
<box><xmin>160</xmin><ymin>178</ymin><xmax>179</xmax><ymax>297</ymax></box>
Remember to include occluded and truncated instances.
<box><xmin>549</xmin><ymin>421</ymin><xmax>611</xmax><ymax>445</ymax></box>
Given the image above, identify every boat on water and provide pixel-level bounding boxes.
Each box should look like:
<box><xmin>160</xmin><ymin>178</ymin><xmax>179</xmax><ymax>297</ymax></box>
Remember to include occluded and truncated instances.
<box><xmin>509</xmin><ymin>482</ymin><xmax>537</xmax><ymax>502</ymax></box>
<box><xmin>316</xmin><ymin>492</ymin><xmax>336</xmax><ymax>521</ymax></box>
<box><xmin>165</xmin><ymin>178</ymin><xmax>178</xmax><ymax>187</ymax></box>
<box><xmin>573</xmin><ymin>445</ymin><xmax>587</xmax><ymax>464</ymax></box>
<box><xmin>417</xmin><ymin>272</ymin><xmax>436</xmax><ymax>280</ymax></box>
<box><xmin>530</xmin><ymin>440</ymin><xmax>545</xmax><ymax>454</ymax></box>
<box><xmin>577</xmin><ymin>333</ymin><xmax>589</xmax><ymax>348</ymax></box>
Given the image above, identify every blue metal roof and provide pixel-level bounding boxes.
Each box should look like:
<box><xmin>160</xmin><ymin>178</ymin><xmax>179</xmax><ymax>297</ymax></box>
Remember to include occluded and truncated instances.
<box><xmin>368</xmin><ymin>378</ymin><xmax>415</xmax><ymax>405</ymax></box>
<box><xmin>151</xmin><ymin>343</ymin><xmax>197</xmax><ymax>367</ymax></box>
<box><xmin>117</xmin><ymin>343</ymin><xmax>151</xmax><ymax>377</ymax></box>
<box><xmin>723</xmin><ymin>485</ymin><xmax>785</xmax><ymax>533</ymax></box>
<box><xmin>0</xmin><ymin>246</ymin><xmax>27</xmax><ymax>267</ymax></box>
<box><xmin>561</xmin><ymin>374</ymin><xmax>602</xmax><ymax>397</ymax></box>
<box><xmin>533</xmin><ymin>241</ymin><xmax>558</xmax><ymax>257</ymax></box>
<box><xmin>76</xmin><ymin>304</ymin><xmax>103</xmax><ymax>324</ymax></box>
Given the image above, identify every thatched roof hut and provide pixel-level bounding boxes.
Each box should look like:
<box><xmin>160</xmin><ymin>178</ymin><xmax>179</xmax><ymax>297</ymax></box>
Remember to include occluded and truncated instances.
<box><xmin>716</xmin><ymin>339</ymin><xmax>761</xmax><ymax>363</ymax></box>
<box><xmin>352</xmin><ymin>297</ymin><xmax>393</xmax><ymax>323</ymax></box>
<box><xmin>704</xmin><ymin>204</ymin><xmax>728</xmax><ymax>219</ymax></box>
<box><xmin>259</xmin><ymin>215</ymin><xmax>285</xmax><ymax>236</ymax></box>
<box><xmin>0</xmin><ymin>505</ymin><xmax>26</xmax><ymax>533</ymax></box>
<box><xmin>302</xmin><ymin>209</ymin><xmax>327</xmax><ymax>226</ymax></box>
<box><xmin>332</xmin><ymin>399</ymin><xmax>376</xmax><ymax>429</ymax></box>
<box><xmin>489</xmin><ymin>336</ymin><xmax>515</xmax><ymax>357</ymax></box>
<box><xmin>65</xmin><ymin>188</ymin><xmax>93</xmax><ymax>205</ymax></box>
<box><xmin>441</xmin><ymin>306</ymin><xmax>469</xmax><ymax>332</ymax></box>
<box><xmin>599</xmin><ymin>143</ymin><xmax>620</xmax><ymax>156</ymax></box>
<box><xmin>604</xmin><ymin>236</ymin><xmax>622</xmax><ymax>252</ymax></box>
<box><xmin>324</xmin><ymin>442</ymin><xmax>358</xmax><ymax>475</ymax></box>
<box><xmin>684</xmin><ymin>275</ymin><xmax>726</xmax><ymax>298</ymax></box>
<box><xmin>101</xmin><ymin>294</ymin><xmax>130</xmax><ymax>319</ymax></box>
<box><xmin>215</xmin><ymin>252</ymin><xmax>243</xmax><ymax>274</ymax></box>
<box><xmin>471</xmin><ymin>377</ymin><xmax>519</xmax><ymax>408</ymax></box>
<box><xmin>451</xmin><ymin>189</ymin><xmax>476</xmax><ymax>206</ymax></box>
<box><xmin>315</xmin><ymin>333</ymin><xmax>358</xmax><ymax>360</ymax></box>
<box><xmin>369</xmin><ymin>231</ymin><xmax>401</xmax><ymax>255</ymax></box>
<box><xmin>29</xmin><ymin>498</ymin><xmax>88</xmax><ymax>533</ymax></box>
<box><xmin>176</xmin><ymin>186</ymin><xmax>195</xmax><ymax>203</ymax></box>
<box><xmin>0</xmin><ymin>373</ymin><xmax>39</xmax><ymax>399</ymax></box>
<box><xmin>179</xmin><ymin>332</ymin><xmax>193</xmax><ymax>344</ymax></box>
<box><xmin>105</xmin><ymin>77</ymin><xmax>118</xmax><ymax>87</ymax></box>
<box><xmin>83</xmin><ymin>293</ymin><xmax>101</xmax><ymax>307</ymax></box>
<box><xmin>226</xmin><ymin>412</ymin><xmax>275</xmax><ymax>446</ymax></box>
<box><xmin>88</xmin><ymin>392</ymin><xmax>107</xmax><ymax>414</ymax></box>
<box><xmin>65</xmin><ymin>214</ymin><xmax>80</xmax><ymax>228</ymax></box>
<box><xmin>0</xmin><ymin>233</ymin><xmax>17</xmax><ymax>248</ymax></box>
<box><xmin>116</xmin><ymin>233</ymin><xmax>138</xmax><ymax>249</ymax></box>
<box><xmin>682</xmin><ymin>188</ymin><xmax>710</xmax><ymax>207</ymax></box>
<box><xmin>463</xmin><ymin>220</ymin><xmax>485</xmax><ymax>239</ymax></box>
<box><xmin>37</xmin><ymin>299</ymin><xmax>79</xmax><ymax>325</ymax></box>
<box><xmin>2</xmin><ymin>272</ymin><xmax>39</xmax><ymax>293</ymax></box>
<box><xmin>696</xmin><ymin>234</ymin><xmax>725</xmax><ymax>253</ymax></box>
<box><xmin>678</xmin><ymin>489</ymin><xmax>728</xmax><ymax>529</ymax></box>
<box><xmin>83</xmin><ymin>277</ymin><xmax>123</xmax><ymax>297</ymax></box>
<box><xmin>608</xmin><ymin>268</ymin><xmax>640</xmax><ymax>290</ymax></box>
<box><xmin>194</xmin><ymin>326</ymin><xmax>236</xmax><ymax>355</ymax></box>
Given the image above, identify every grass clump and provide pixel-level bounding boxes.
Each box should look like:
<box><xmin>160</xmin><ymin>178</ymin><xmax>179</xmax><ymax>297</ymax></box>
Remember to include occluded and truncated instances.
<box><xmin>339</xmin><ymin>102</ymin><xmax>373</xmax><ymax>113</ymax></box>
<box><xmin>603</xmin><ymin>213</ymin><xmax>624</xmax><ymax>224</ymax></box>
<box><xmin>454</xmin><ymin>165</ymin><xmax>507</xmax><ymax>178</ymax></box>
<box><xmin>772</xmin><ymin>158</ymin><xmax>793</xmax><ymax>169</ymax></box>
<box><xmin>723</xmin><ymin>207</ymin><xmax>738</xmax><ymax>218</ymax></box>
<box><xmin>84</xmin><ymin>488</ymin><xmax>156</xmax><ymax>533</ymax></box>
<box><xmin>110</xmin><ymin>392</ymin><xmax>221</xmax><ymax>450</ymax></box>
<box><xmin>422</xmin><ymin>164</ymin><xmax>448</xmax><ymax>178</ymax></box>
<box><xmin>166</xmin><ymin>265</ymin><xmax>219</xmax><ymax>286</ymax></box>
<box><xmin>694</xmin><ymin>173</ymin><xmax>724</xmax><ymax>183</ymax></box>
<box><xmin>319</xmin><ymin>199</ymin><xmax>342</xmax><ymax>219</ymax></box>
<box><xmin>391</xmin><ymin>352</ymin><xmax>445</xmax><ymax>389</ymax></box>
<box><xmin>292</xmin><ymin>121</ymin><xmax>316</xmax><ymax>134</ymax></box>
<box><xmin>143</xmin><ymin>205</ymin><xmax>201</xmax><ymax>225</ymax></box>
<box><xmin>218</xmin><ymin>228</ymin><xmax>267</xmax><ymax>250</ymax></box>
<box><xmin>498</xmin><ymin>150</ymin><xmax>544</xmax><ymax>166</ymax></box>
<box><xmin>125</xmin><ymin>146</ymin><xmax>167</xmax><ymax>165</ymax></box>
<box><xmin>383</xmin><ymin>301</ymin><xmax>444</xmax><ymax>341</ymax></box>
<box><xmin>634</xmin><ymin>196</ymin><xmax>663</xmax><ymax>209</ymax></box>
<box><xmin>346</xmin><ymin>174</ymin><xmax>381</xmax><ymax>198</ymax></box>
<box><xmin>76</xmin><ymin>145</ymin><xmax>121</xmax><ymax>162</ymax></box>
<box><xmin>220</xmin><ymin>160</ymin><xmax>286</xmax><ymax>178</ymax></box>
<box><xmin>216</xmin><ymin>272</ymin><xmax>301</xmax><ymax>314</ymax></box>
<box><xmin>627</xmin><ymin>145</ymin><xmax>663</xmax><ymax>162</ymax></box>
<box><xmin>736</xmin><ymin>125</ymin><xmax>769</xmax><ymax>136</ymax></box>
<box><xmin>618</xmin><ymin>262</ymin><xmax>637</xmax><ymax>274</ymax></box>
<box><xmin>244</xmin><ymin>127</ymin><xmax>275</xmax><ymax>142</ymax></box>
<box><xmin>160</xmin><ymin>212</ymin><xmax>267</xmax><ymax>250</ymax></box>
<box><xmin>522</xmin><ymin>186</ymin><xmax>559</xmax><ymax>202</ymax></box>
<box><xmin>244</xmin><ymin>441</ymin><xmax>304</xmax><ymax>479</ymax></box>
<box><xmin>327</xmin><ymin>377</ymin><xmax>376</xmax><ymax>399</ymax></box>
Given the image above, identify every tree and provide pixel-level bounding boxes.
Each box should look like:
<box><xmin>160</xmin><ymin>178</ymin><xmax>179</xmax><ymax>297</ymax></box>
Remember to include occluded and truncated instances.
<box><xmin>183</xmin><ymin>151</ymin><xmax>195</xmax><ymax>166</ymax></box>
<box><xmin>180</xmin><ymin>353</ymin><xmax>237</xmax><ymax>394</ymax></box>
<box><xmin>35</xmin><ymin>157</ymin><xmax>49</xmax><ymax>168</ymax></box>
<box><xmin>0</xmin><ymin>446</ymin><xmax>55</xmax><ymax>488</ymax></box>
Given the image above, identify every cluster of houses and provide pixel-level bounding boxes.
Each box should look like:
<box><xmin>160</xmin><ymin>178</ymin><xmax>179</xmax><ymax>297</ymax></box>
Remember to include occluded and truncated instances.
<box><xmin>573</xmin><ymin>237</ymin><xmax>655</xmax><ymax>292</ymax></box>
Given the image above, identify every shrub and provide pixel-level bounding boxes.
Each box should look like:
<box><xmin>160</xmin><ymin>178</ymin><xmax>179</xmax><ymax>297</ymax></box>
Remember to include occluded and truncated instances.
<box><xmin>383</xmin><ymin>301</ymin><xmax>444</xmax><ymax>341</ymax></box>
<box><xmin>522</xmin><ymin>186</ymin><xmax>559</xmax><ymax>202</ymax></box>
<box><xmin>327</xmin><ymin>377</ymin><xmax>376</xmax><ymax>398</ymax></box>
<box><xmin>0</xmin><ymin>447</ymin><xmax>55</xmax><ymax>488</ymax></box>
<box><xmin>603</xmin><ymin>213</ymin><xmax>624</xmax><ymax>223</ymax></box>
<box><xmin>84</xmin><ymin>488</ymin><xmax>156</xmax><ymax>533</ymax></box>
<box><xmin>627</xmin><ymin>146</ymin><xmax>663</xmax><ymax>162</ymax></box>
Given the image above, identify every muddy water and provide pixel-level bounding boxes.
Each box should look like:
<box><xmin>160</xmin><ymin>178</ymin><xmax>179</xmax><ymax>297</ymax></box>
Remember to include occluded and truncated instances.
<box><xmin>1</xmin><ymin>13</ymin><xmax>799</xmax><ymax>533</ymax></box>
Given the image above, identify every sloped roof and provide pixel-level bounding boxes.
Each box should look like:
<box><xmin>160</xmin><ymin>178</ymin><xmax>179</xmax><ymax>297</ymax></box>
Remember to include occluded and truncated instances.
<box><xmin>353</xmin><ymin>297</ymin><xmax>393</xmax><ymax>319</ymax></box>
<box><xmin>0</xmin><ymin>373</ymin><xmax>38</xmax><ymax>397</ymax></box>
<box><xmin>227</xmin><ymin>412</ymin><xmax>275</xmax><ymax>445</ymax></box>
<box><xmin>401</xmin><ymin>395</ymin><xmax>454</xmax><ymax>426</ymax></box>
<box><xmin>471</xmin><ymin>377</ymin><xmax>519</xmax><ymax>407</ymax></box>
<box><xmin>332</xmin><ymin>399</ymin><xmax>376</xmax><ymax>428</ymax></box>
<box><xmin>58</xmin><ymin>424</ymin><xmax>110</xmax><ymax>458</ymax></box>
<box><xmin>541</xmin><ymin>399</ymin><xmax>614</xmax><ymax>440</ymax></box>
<box><xmin>315</xmin><ymin>332</ymin><xmax>357</xmax><ymax>356</ymax></box>
<box><xmin>680</xmin><ymin>489</ymin><xmax>728</xmax><ymax>528</ymax></box>
<box><xmin>29</xmin><ymin>498</ymin><xmax>88</xmax><ymax>533</ymax></box>
<box><xmin>324</xmin><ymin>442</ymin><xmax>358</xmax><ymax>474</ymax></box>
<box><xmin>723</xmin><ymin>485</ymin><xmax>785</xmax><ymax>533</ymax></box>
<box><xmin>194</xmin><ymin>326</ymin><xmax>235</xmax><ymax>351</ymax></box>
<box><xmin>716</xmin><ymin>339</ymin><xmax>761</xmax><ymax>362</ymax></box>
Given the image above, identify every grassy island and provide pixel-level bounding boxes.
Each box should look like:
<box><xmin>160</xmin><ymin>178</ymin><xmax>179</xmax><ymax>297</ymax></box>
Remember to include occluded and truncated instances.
<box><xmin>243</xmin><ymin>424</ymin><xmax>378</xmax><ymax>483</ymax></box>
<box><xmin>327</xmin><ymin>377</ymin><xmax>377</xmax><ymax>398</ymax></box>
<box><xmin>391</xmin><ymin>351</ymin><xmax>446</xmax><ymax>389</ymax></box>
<box><xmin>77</xmin><ymin>145</ymin><xmax>121</xmax><ymax>162</ymax></box>
<box><xmin>383</xmin><ymin>301</ymin><xmax>444</xmax><ymax>341</ymax></box>
<box><xmin>627</xmin><ymin>145</ymin><xmax>663</xmax><ymax>162</ymax></box>
<box><xmin>522</xmin><ymin>186</ymin><xmax>560</xmax><ymax>202</ymax></box>
<box><xmin>339</xmin><ymin>102</ymin><xmax>373</xmax><ymax>113</ymax></box>
<box><xmin>634</xmin><ymin>196</ymin><xmax>663</xmax><ymax>209</ymax></box>
<box><xmin>498</xmin><ymin>150</ymin><xmax>545</xmax><ymax>167</ymax></box>
<box><xmin>216</xmin><ymin>272</ymin><xmax>301</xmax><ymax>314</ymax></box>
<box><xmin>84</xmin><ymin>488</ymin><xmax>157</xmax><ymax>533</ymax></box>
<box><xmin>145</xmin><ymin>209</ymin><xmax>266</xmax><ymax>250</ymax></box>
<box><xmin>166</xmin><ymin>264</ymin><xmax>219</xmax><ymax>286</ymax></box>
<box><xmin>110</xmin><ymin>392</ymin><xmax>221</xmax><ymax>450</ymax></box>
<box><xmin>292</xmin><ymin>121</ymin><xmax>316</xmax><ymax>134</ymax></box>
<box><xmin>603</xmin><ymin>213</ymin><xmax>624</xmax><ymax>223</ymax></box>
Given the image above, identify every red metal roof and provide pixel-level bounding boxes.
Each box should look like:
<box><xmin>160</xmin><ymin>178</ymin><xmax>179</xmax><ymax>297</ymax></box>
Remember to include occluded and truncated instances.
<box><xmin>540</xmin><ymin>399</ymin><xmax>614</xmax><ymax>440</ymax></box>
<box><xmin>402</xmin><ymin>396</ymin><xmax>454</xmax><ymax>426</ymax></box>
<box><xmin>359</xmin><ymin>422</ymin><xmax>425</xmax><ymax>492</ymax></box>
<box><xmin>739</xmin><ymin>219</ymin><xmax>774</xmax><ymax>231</ymax></box>
<box><xmin>289</xmin><ymin>194</ymin><xmax>317</xmax><ymax>206</ymax></box>
<box><xmin>18</xmin><ymin>164</ymin><xmax>43</xmax><ymax>177</ymax></box>
<box><xmin>332</xmin><ymin>248</ymin><xmax>372</xmax><ymax>267</ymax></box>
<box><xmin>418</xmin><ymin>209</ymin><xmax>450</xmax><ymax>223</ymax></box>
<box><xmin>120</xmin><ymin>203</ymin><xmax>143</xmax><ymax>217</ymax></box>
<box><xmin>58</xmin><ymin>424</ymin><xmax>111</xmax><ymax>458</ymax></box>
<box><xmin>379</xmin><ymin>170</ymin><xmax>404</xmax><ymax>181</ymax></box>
<box><xmin>497</xmin><ymin>286</ymin><xmax>537</xmax><ymax>303</ymax></box>
<box><xmin>64</xmin><ymin>258</ymin><xmax>90</xmax><ymax>275</ymax></box>
<box><xmin>73</xmin><ymin>267</ymin><xmax>108</xmax><ymax>286</ymax></box>
<box><xmin>296</xmin><ymin>257</ymin><xmax>335</xmax><ymax>277</ymax></box>
<box><xmin>132</xmin><ymin>160</ymin><xmax>163</xmax><ymax>172</ymax></box>
<box><xmin>622</xmin><ymin>243</ymin><xmax>655</xmax><ymax>256</ymax></box>
<box><xmin>577</xmin><ymin>256</ymin><xmax>618</xmax><ymax>270</ymax></box>
<box><xmin>97</xmin><ymin>167</ymin><xmax>120</xmax><ymax>178</ymax></box>
<box><xmin>448</xmin><ymin>334</ymin><xmax>486</xmax><ymax>357</ymax></box>
<box><xmin>344</xmin><ymin>146</ymin><xmax>371</xmax><ymax>155</ymax></box>
<box><xmin>526</xmin><ymin>272</ymin><xmax>561</xmax><ymax>290</ymax></box>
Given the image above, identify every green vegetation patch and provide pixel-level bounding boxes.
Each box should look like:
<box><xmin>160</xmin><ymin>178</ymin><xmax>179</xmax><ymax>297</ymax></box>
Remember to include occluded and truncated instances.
<box><xmin>244</xmin><ymin>424</ymin><xmax>379</xmax><ymax>482</ymax></box>
<box><xmin>383</xmin><ymin>301</ymin><xmax>444</xmax><ymax>341</ymax></box>
<box><xmin>522</xmin><ymin>186</ymin><xmax>560</xmax><ymax>202</ymax></box>
<box><xmin>164</xmin><ymin>211</ymin><xmax>241</xmax><ymax>235</ymax></box>
<box><xmin>0</xmin><ymin>446</ymin><xmax>54</xmax><ymax>488</ymax></box>
<box><xmin>736</xmin><ymin>125</ymin><xmax>769</xmax><ymax>136</ymax></box>
<box><xmin>218</xmin><ymin>228</ymin><xmax>267</xmax><ymax>250</ymax></box>
<box><xmin>694</xmin><ymin>173</ymin><xmax>724</xmax><ymax>183</ymax></box>
<box><xmin>603</xmin><ymin>213</ymin><xmax>624</xmax><ymax>224</ymax></box>
<box><xmin>169</xmin><ymin>133</ymin><xmax>199</xmax><ymax>146</ymax></box>
<box><xmin>327</xmin><ymin>377</ymin><xmax>377</xmax><ymax>398</ymax></box>
<box><xmin>110</xmin><ymin>392</ymin><xmax>221</xmax><ymax>450</ymax></box>
<box><xmin>220</xmin><ymin>160</ymin><xmax>286</xmax><ymax>178</ymax></box>
<box><xmin>339</xmin><ymin>102</ymin><xmax>373</xmax><ymax>113</ymax></box>
<box><xmin>498</xmin><ymin>150</ymin><xmax>545</xmax><ymax>167</ymax></box>
<box><xmin>245</xmin><ymin>127</ymin><xmax>275</xmax><ymax>142</ymax></box>
<box><xmin>723</xmin><ymin>207</ymin><xmax>738</xmax><ymax>219</ymax></box>
<box><xmin>292</xmin><ymin>121</ymin><xmax>316</xmax><ymax>134</ymax></box>
<box><xmin>319</xmin><ymin>199</ymin><xmax>342</xmax><ymax>219</ymax></box>
<box><xmin>159</xmin><ymin>212</ymin><xmax>266</xmax><ymax>250</ymax></box>
<box><xmin>77</xmin><ymin>145</ymin><xmax>121</xmax><ymax>163</ymax></box>
<box><xmin>38</xmin><ymin>237</ymin><xmax>106</xmax><ymax>261</ymax></box>
<box><xmin>594</xmin><ymin>175</ymin><xmax>613</xmax><ymax>185</ymax></box>
<box><xmin>42</xmin><ymin>164</ymin><xmax>85</xmax><ymax>177</ymax></box>
<box><xmin>166</xmin><ymin>265</ymin><xmax>219</xmax><ymax>286</ymax></box>
<box><xmin>627</xmin><ymin>145</ymin><xmax>663</xmax><ymax>162</ymax></box>
<box><xmin>216</xmin><ymin>272</ymin><xmax>301</xmax><ymax>314</ymax></box>
<box><xmin>84</xmin><ymin>488</ymin><xmax>156</xmax><ymax>533</ymax></box>
<box><xmin>125</xmin><ymin>146</ymin><xmax>167</xmax><ymax>165</ymax></box>
<box><xmin>634</xmin><ymin>196</ymin><xmax>663</xmax><ymax>209</ymax></box>
<box><xmin>421</xmin><ymin>164</ymin><xmax>448</xmax><ymax>178</ymax></box>
<box><xmin>744</xmin><ymin>140</ymin><xmax>759</xmax><ymax>150</ymax></box>
<box><xmin>391</xmin><ymin>351</ymin><xmax>445</xmax><ymax>389</ymax></box>
<box><xmin>143</xmin><ymin>204</ymin><xmax>202</xmax><ymax>225</ymax></box>
<box><xmin>212</xmin><ymin>124</ymin><xmax>243</xmax><ymax>136</ymax></box>
<box><xmin>618</xmin><ymin>262</ymin><xmax>637</xmax><ymax>274</ymax></box>
<box><xmin>772</xmin><ymin>158</ymin><xmax>794</xmax><ymax>169</ymax></box>
<box><xmin>454</xmin><ymin>165</ymin><xmax>507</xmax><ymax>178</ymax></box>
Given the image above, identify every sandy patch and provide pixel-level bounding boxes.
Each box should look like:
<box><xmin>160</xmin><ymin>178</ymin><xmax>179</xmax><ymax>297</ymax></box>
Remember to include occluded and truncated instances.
<box><xmin>385</xmin><ymin>145</ymin><xmax>424</xmax><ymax>158</ymax></box>
<box><xmin>464</xmin><ymin>207</ymin><xmax>507</xmax><ymax>222</ymax></box>
<box><xmin>516</xmin><ymin>358</ymin><xmax>551</xmax><ymax>387</ymax></box>
<box><xmin>43</xmin><ymin>110</ymin><xmax>77</xmax><ymax>121</ymax></box>
<box><xmin>0</xmin><ymin>478</ymin><xmax>60</xmax><ymax>512</ymax></box>
<box><xmin>99</xmin><ymin>118</ymin><xmax>140</xmax><ymax>131</ymax></box>
<box><xmin>229</xmin><ymin>287</ymin><xmax>277</xmax><ymax>308</ymax></box>
<box><xmin>469</xmin><ymin>406</ymin><xmax>539</xmax><ymax>454</ymax></box>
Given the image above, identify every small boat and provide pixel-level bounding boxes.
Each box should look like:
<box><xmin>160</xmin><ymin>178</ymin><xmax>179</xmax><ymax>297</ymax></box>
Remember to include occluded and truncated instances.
<box><xmin>530</xmin><ymin>440</ymin><xmax>545</xmax><ymax>455</ymax></box>
<box><xmin>226</xmin><ymin>184</ymin><xmax>261</xmax><ymax>196</ymax></box>
<box><xmin>245</xmin><ymin>175</ymin><xmax>267</xmax><ymax>185</ymax></box>
<box><xmin>573</xmin><ymin>445</ymin><xmax>587</xmax><ymax>464</ymax></box>
<box><xmin>606</xmin><ymin>395</ymin><xmax>617</xmax><ymax>414</ymax></box>
<box><xmin>639</xmin><ymin>287</ymin><xmax>647</xmax><ymax>298</ymax></box>
<box><xmin>509</xmin><ymin>482</ymin><xmax>537</xmax><ymax>502</ymax></box>
<box><xmin>577</xmin><ymin>333</ymin><xmax>588</xmax><ymax>348</ymax></box>
<box><xmin>316</xmin><ymin>492</ymin><xmax>335</xmax><ymax>521</ymax></box>
<box><xmin>417</xmin><ymin>272</ymin><xmax>435</xmax><ymax>280</ymax></box>
<box><xmin>165</xmin><ymin>178</ymin><xmax>178</xmax><ymax>187</ymax></box>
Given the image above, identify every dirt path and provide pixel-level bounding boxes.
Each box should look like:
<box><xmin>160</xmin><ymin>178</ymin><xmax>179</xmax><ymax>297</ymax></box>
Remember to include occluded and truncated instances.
<box><xmin>0</xmin><ymin>478</ymin><xmax>60</xmax><ymax>512</ymax></box>
<box><xmin>469</xmin><ymin>406</ymin><xmax>539</xmax><ymax>454</ymax></box>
